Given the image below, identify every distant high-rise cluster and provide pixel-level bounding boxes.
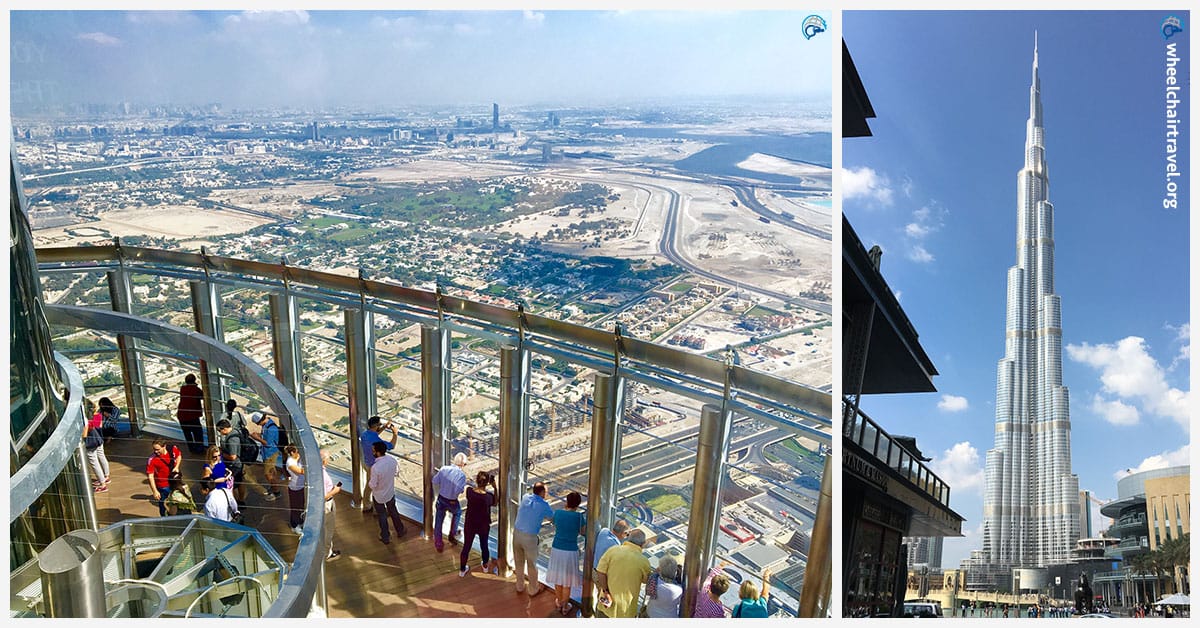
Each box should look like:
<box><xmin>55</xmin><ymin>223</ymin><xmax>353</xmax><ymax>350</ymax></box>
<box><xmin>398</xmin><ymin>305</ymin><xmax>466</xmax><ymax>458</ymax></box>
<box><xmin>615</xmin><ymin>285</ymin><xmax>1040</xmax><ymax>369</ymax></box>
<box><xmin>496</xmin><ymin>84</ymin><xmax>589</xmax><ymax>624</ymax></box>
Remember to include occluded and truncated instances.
<box><xmin>981</xmin><ymin>38</ymin><xmax>1081</xmax><ymax>573</ymax></box>
<box><xmin>310</xmin><ymin>121</ymin><xmax>319</xmax><ymax>142</ymax></box>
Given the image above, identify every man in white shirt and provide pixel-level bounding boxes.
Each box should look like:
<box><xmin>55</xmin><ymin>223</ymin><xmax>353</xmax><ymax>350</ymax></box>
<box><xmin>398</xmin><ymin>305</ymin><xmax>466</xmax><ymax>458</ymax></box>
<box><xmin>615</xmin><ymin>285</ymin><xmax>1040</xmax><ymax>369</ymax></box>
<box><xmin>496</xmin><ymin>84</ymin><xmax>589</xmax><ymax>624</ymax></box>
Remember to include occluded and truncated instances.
<box><xmin>368</xmin><ymin>441</ymin><xmax>407</xmax><ymax>544</ymax></box>
<box><xmin>204</xmin><ymin>478</ymin><xmax>239</xmax><ymax>523</ymax></box>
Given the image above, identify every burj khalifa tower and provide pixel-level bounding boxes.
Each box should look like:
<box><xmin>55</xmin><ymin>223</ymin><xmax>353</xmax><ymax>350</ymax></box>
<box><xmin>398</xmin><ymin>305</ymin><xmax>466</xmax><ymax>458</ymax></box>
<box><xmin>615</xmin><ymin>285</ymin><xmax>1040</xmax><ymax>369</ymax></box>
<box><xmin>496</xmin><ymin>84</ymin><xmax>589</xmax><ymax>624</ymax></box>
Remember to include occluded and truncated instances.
<box><xmin>981</xmin><ymin>37</ymin><xmax>1081</xmax><ymax>572</ymax></box>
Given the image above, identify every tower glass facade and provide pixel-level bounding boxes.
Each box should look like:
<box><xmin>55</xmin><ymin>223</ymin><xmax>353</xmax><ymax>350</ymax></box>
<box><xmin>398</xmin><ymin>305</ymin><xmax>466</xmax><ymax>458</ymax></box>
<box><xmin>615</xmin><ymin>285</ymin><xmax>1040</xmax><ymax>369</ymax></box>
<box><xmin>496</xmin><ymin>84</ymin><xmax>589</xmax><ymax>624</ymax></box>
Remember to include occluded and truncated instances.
<box><xmin>982</xmin><ymin>39</ymin><xmax>1081</xmax><ymax>573</ymax></box>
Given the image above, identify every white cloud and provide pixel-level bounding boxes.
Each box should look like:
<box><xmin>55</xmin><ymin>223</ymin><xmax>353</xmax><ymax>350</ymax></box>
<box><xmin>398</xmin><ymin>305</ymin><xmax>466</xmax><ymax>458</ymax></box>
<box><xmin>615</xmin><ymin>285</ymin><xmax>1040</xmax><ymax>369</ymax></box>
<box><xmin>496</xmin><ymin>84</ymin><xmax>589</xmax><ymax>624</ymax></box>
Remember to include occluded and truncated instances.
<box><xmin>905</xmin><ymin>222</ymin><xmax>931</xmax><ymax>239</ymax></box>
<box><xmin>523</xmin><ymin>10</ymin><xmax>546</xmax><ymax>26</ymax></box>
<box><xmin>76</xmin><ymin>32</ymin><xmax>122</xmax><ymax>46</ymax></box>
<box><xmin>908</xmin><ymin>244</ymin><xmax>935</xmax><ymax>264</ymax></box>
<box><xmin>842</xmin><ymin>167</ymin><xmax>894</xmax><ymax>206</ymax></box>
<box><xmin>1089</xmin><ymin>395</ymin><xmax>1140</xmax><ymax>426</ymax></box>
<box><xmin>1167</xmin><ymin>322</ymin><xmax>1190</xmax><ymax>369</ymax></box>
<box><xmin>1113</xmin><ymin>445</ymin><xmax>1190</xmax><ymax>480</ymax></box>
<box><xmin>931</xmin><ymin>441</ymin><xmax>985</xmax><ymax>494</ymax></box>
<box><xmin>1067</xmin><ymin>336</ymin><xmax>1191</xmax><ymax>431</ymax></box>
<box><xmin>901</xmin><ymin>177</ymin><xmax>914</xmax><ymax>198</ymax></box>
<box><xmin>937</xmin><ymin>394</ymin><xmax>969</xmax><ymax>413</ymax></box>
<box><xmin>226</xmin><ymin>10</ymin><xmax>310</xmax><ymax>26</ymax></box>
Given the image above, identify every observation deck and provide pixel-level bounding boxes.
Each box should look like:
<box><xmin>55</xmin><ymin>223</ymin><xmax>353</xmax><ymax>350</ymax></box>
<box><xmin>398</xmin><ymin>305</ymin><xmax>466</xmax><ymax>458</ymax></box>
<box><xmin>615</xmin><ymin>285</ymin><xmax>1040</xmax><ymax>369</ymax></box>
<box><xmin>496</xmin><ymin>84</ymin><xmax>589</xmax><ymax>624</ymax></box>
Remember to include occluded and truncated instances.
<box><xmin>18</xmin><ymin>236</ymin><xmax>832</xmax><ymax>617</ymax></box>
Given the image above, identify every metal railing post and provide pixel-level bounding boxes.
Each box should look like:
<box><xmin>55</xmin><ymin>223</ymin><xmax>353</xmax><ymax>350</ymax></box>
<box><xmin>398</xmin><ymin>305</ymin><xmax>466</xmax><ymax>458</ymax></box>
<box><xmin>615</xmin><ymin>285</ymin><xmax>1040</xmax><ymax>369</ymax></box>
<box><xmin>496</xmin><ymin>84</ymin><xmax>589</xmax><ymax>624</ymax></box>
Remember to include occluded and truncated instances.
<box><xmin>800</xmin><ymin>453</ymin><xmax>833</xmax><ymax>617</ymax></box>
<box><xmin>107</xmin><ymin>268</ymin><xmax>147</xmax><ymax>435</ymax></box>
<box><xmin>421</xmin><ymin>324</ymin><xmax>451</xmax><ymax>539</ymax></box>
<box><xmin>681</xmin><ymin>403</ymin><xmax>732</xmax><ymax>618</ymax></box>
<box><xmin>497</xmin><ymin>344</ymin><xmax>529</xmax><ymax>573</ymax></box>
<box><xmin>581</xmin><ymin>371</ymin><xmax>623</xmax><ymax>616</ymax></box>
<box><xmin>190</xmin><ymin>279</ymin><xmax>225</xmax><ymax>444</ymax></box>
<box><xmin>269</xmin><ymin>292</ymin><xmax>303</xmax><ymax>402</ymax></box>
<box><xmin>344</xmin><ymin>307</ymin><xmax>376</xmax><ymax>512</ymax></box>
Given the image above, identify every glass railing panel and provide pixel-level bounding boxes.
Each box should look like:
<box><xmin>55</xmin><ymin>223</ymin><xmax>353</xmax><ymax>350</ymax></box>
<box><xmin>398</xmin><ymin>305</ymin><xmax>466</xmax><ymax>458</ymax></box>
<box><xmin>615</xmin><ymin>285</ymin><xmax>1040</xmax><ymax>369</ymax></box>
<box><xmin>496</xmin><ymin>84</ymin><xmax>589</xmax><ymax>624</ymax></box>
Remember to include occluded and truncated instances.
<box><xmin>296</xmin><ymin>334</ymin><xmax>348</xmax><ymax>422</ymax></box>
<box><xmin>127</xmin><ymin>271</ymin><xmax>195</xmax><ymax>330</ymax></box>
<box><xmin>446</xmin><ymin>333</ymin><xmax>502</xmax><ymax>477</ymax></box>
<box><xmin>39</xmin><ymin>268</ymin><xmax>113</xmax><ymax>309</ymax></box>
<box><xmin>721</xmin><ymin>417</ymin><xmax>822</xmax><ymax>617</ymax></box>
<box><xmin>612</xmin><ymin>384</ymin><xmax>701</xmax><ymax>593</ymax></box>
<box><xmin>218</xmin><ymin>286</ymin><xmax>275</xmax><ymax>371</ymax></box>
<box><xmin>371</xmin><ymin>311</ymin><xmax>426</xmax><ymax>507</ymax></box>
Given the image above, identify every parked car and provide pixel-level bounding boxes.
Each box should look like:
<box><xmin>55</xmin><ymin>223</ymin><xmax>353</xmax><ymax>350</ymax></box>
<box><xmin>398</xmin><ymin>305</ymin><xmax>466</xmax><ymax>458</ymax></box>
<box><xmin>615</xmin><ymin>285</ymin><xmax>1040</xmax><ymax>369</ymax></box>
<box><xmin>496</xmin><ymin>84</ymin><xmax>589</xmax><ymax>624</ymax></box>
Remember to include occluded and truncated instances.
<box><xmin>902</xmin><ymin>601</ymin><xmax>943</xmax><ymax>618</ymax></box>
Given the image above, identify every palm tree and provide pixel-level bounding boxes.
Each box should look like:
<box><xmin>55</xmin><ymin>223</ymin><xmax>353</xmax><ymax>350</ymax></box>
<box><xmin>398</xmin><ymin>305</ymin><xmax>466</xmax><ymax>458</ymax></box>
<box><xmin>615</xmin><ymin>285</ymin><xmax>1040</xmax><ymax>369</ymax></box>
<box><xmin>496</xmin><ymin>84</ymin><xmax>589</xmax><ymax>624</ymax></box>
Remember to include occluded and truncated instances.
<box><xmin>1156</xmin><ymin>533</ymin><xmax>1190</xmax><ymax>594</ymax></box>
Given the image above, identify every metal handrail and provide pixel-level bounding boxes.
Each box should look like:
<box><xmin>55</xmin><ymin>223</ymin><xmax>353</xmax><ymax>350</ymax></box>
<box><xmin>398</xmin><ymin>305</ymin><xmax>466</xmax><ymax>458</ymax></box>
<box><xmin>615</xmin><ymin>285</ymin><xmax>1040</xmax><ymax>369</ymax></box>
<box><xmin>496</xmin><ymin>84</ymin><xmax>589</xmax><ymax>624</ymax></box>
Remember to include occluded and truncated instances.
<box><xmin>43</xmin><ymin>305</ymin><xmax>323</xmax><ymax>619</ymax></box>
<box><xmin>842</xmin><ymin>399</ymin><xmax>951</xmax><ymax>507</ymax></box>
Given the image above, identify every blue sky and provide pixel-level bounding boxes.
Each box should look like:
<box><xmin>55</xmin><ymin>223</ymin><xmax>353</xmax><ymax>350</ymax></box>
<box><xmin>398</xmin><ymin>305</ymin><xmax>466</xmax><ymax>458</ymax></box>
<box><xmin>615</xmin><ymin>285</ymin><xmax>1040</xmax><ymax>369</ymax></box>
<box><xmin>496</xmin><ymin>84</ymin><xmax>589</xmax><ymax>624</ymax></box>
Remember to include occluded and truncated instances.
<box><xmin>10</xmin><ymin>9</ymin><xmax>832</xmax><ymax>109</ymax></box>
<box><xmin>843</xmin><ymin>11</ymin><xmax>1191</xmax><ymax>568</ymax></box>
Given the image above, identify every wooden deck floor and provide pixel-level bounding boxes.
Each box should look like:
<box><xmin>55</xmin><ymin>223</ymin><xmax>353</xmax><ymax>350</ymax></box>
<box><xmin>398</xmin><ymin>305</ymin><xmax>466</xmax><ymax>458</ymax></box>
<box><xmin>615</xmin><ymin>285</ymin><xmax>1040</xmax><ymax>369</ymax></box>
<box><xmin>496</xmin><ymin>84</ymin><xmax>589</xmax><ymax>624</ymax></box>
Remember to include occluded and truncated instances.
<box><xmin>92</xmin><ymin>432</ymin><xmax>566</xmax><ymax>618</ymax></box>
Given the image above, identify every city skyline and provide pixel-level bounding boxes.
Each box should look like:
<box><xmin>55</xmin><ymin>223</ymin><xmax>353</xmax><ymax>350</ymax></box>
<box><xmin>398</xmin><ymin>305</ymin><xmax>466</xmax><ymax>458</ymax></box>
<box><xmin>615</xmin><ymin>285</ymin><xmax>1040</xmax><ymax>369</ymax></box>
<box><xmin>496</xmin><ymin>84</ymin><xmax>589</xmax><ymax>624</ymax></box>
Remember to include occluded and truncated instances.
<box><xmin>981</xmin><ymin>37</ymin><xmax>1080</xmax><ymax>572</ymax></box>
<box><xmin>11</xmin><ymin>9</ymin><xmax>833</xmax><ymax>112</ymax></box>
<box><xmin>844</xmin><ymin>11</ymin><xmax>1190</xmax><ymax>570</ymax></box>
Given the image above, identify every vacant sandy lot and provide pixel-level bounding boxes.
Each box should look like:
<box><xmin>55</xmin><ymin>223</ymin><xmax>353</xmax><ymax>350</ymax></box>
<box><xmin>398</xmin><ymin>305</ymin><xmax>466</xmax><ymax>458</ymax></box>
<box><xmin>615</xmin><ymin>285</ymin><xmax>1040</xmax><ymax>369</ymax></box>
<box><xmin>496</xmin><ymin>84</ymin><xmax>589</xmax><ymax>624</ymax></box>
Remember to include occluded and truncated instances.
<box><xmin>347</xmin><ymin>159</ymin><xmax>527</xmax><ymax>184</ymax></box>
<box><xmin>32</xmin><ymin>204</ymin><xmax>274</xmax><ymax>248</ymax></box>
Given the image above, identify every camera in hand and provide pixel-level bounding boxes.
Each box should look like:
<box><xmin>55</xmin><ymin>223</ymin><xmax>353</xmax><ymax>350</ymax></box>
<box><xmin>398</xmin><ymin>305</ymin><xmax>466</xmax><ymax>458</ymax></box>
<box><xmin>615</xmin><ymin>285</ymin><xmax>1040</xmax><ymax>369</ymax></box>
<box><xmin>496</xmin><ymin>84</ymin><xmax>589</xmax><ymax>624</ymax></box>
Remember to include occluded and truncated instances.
<box><xmin>488</xmin><ymin>472</ymin><xmax>497</xmax><ymax>485</ymax></box>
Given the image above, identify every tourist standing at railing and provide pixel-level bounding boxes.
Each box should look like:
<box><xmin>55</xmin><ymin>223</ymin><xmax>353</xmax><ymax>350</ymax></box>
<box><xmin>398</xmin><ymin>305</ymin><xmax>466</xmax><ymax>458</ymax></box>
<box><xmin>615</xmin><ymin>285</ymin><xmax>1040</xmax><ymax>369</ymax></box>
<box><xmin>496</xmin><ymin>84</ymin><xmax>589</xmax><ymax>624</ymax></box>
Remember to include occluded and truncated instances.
<box><xmin>595</xmin><ymin>528</ymin><xmax>651</xmax><ymax>618</ymax></box>
<box><xmin>369</xmin><ymin>440</ymin><xmax>408</xmax><ymax>545</ymax></box>
<box><xmin>459</xmin><ymin>470</ymin><xmax>497</xmax><ymax>576</ymax></box>
<box><xmin>693</xmin><ymin>561</ymin><xmax>732</xmax><ymax>618</ymax></box>
<box><xmin>592</xmin><ymin>519</ymin><xmax>630</xmax><ymax>614</ymax></box>
<box><xmin>322</xmin><ymin>449</ymin><xmax>343</xmax><ymax>561</ymax></box>
<box><xmin>731</xmin><ymin>568</ymin><xmax>772</xmax><ymax>618</ymax></box>
<box><xmin>82</xmin><ymin>399</ymin><xmax>111</xmax><ymax>493</ymax></box>
<box><xmin>224</xmin><ymin>398</ymin><xmax>248</xmax><ymax>433</ymax></box>
<box><xmin>285</xmin><ymin>445</ymin><xmax>306</xmax><ymax>534</ymax></box>
<box><xmin>643</xmin><ymin>554</ymin><xmax>683</xmax><ymax>618</ymax></box>
<box><xmin>251</xmin><ymin>412</ymin><xmax>283</xmax><ymax>502</ymax></box>
<box><xmin>359</xmin><ymin>416</ymin><xmax>398</xmax><ymax>511</ymax></box>
<box><xmin>548</xmin><ymin>491</ymin><xmax>586</xmax><ymax>616</ymax></box>
<box><xmin>146</xmin><ymin>438</ymin><xmax>183</xmax><ymax>516</ymax></box>
<box><xmin>176</xmin><ymin>374</ymin><xmax>206</xmax><ymax>453</ymax></box>
<box><xmin>512</xmin><ymin>481</ymin><xmax>554</xmax><ymax>597</ymax></box>
<box><xmin>431</xmin><ymin>452</ymin><xmax>468</xmax><ymax>552</ymax></box>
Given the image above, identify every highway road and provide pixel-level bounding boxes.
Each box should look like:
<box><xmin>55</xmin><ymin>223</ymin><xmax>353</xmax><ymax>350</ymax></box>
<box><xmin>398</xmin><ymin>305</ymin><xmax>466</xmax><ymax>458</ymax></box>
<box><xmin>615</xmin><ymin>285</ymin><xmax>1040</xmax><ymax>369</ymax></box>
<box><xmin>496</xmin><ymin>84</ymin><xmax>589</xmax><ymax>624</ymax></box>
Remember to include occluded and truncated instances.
<box><xmin>727</xmin><ymin>184</ymin><xmax>831</xmax><ymax>241</ymax></box>
<box><xmin>653</xmin><ymin>183</ymin><xmax>833</xmax><ymax>316</ymax></box>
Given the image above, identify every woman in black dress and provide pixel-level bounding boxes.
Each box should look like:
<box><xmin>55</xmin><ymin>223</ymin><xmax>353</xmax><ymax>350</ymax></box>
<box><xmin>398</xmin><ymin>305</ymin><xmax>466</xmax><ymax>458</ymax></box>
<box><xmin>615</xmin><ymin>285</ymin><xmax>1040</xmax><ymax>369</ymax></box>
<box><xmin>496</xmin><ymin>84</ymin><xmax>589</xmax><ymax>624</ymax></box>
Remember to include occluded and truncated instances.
<box><xmin>459</xmin><ymin>470</ymin><xmax>498</xmax><ymax>576</ymax></box>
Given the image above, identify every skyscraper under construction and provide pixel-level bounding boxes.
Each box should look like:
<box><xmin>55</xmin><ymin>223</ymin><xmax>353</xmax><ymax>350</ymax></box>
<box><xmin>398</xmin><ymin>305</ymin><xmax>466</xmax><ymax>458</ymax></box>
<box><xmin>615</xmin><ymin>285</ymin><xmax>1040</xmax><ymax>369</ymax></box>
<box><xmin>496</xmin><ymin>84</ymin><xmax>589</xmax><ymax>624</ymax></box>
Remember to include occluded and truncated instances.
<box><xmin>981</xmin><ymin>37</ymin><xmax>1081</xmax><ymax>575</ymax></box>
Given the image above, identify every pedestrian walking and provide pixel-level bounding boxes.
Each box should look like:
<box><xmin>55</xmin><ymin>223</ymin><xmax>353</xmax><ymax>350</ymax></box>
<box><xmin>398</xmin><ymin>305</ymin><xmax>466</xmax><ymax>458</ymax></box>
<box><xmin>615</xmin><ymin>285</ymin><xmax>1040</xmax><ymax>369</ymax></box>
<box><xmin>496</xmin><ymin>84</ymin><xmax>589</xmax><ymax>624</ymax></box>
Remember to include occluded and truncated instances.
<box><xmin>145</xmin><ymin>438</ymin><xmax>182</xmax><ymax>516</ymax></box>
<box><xmin>250</xmin><ymin>411</ymin><xmax>283</xmax><ymax>502</ymax></box>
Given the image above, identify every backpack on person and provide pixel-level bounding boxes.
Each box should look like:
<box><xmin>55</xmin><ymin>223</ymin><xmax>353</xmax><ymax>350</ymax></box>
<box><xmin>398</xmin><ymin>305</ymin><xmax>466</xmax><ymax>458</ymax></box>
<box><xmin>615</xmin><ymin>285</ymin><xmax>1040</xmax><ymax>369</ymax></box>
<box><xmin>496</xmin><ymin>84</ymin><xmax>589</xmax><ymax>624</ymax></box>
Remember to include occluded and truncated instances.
<box><xmin>85</xmin><ymin>423</ymin><xmax>103</xmax><ymax>450</ymax></box>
